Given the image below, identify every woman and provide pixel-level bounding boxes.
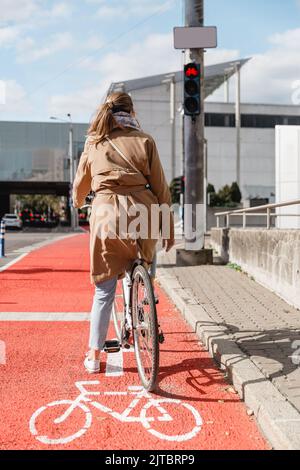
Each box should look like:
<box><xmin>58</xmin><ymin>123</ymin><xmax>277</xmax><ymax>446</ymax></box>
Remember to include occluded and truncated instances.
<box><xmin>73</xmin><ymin>91</ymin><xmax>174</xmax><ymax>374</ymax></box>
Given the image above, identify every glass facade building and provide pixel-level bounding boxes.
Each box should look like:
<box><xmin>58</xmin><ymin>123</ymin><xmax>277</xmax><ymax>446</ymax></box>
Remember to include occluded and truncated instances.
<box><xmin>0</xmin><ymin>121</ymin><xmax>88</xmax><ymax>182</ymax></box>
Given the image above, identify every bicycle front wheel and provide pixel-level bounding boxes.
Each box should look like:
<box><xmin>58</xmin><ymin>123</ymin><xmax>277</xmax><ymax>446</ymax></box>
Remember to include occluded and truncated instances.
<box><xmin>132</xmin><ymin>264</ymin><xmax>159</xmax><ymax>392</ymax></box>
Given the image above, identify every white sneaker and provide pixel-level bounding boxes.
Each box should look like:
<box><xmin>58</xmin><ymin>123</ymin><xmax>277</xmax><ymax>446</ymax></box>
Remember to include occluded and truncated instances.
<box><xmin>84</xmin><ymin>356</ymin><xmax>100</xmax><ymax>374</ymax></box>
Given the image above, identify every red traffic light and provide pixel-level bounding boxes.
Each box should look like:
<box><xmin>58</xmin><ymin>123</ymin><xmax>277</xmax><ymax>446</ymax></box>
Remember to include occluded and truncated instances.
<box><xmin>185</xmin><ymin>65</ymin><xmax>199</xmax><ymax>78</ymax></box>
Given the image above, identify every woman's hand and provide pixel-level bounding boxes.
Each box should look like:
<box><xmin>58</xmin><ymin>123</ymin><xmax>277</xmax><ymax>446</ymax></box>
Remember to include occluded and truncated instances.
<box><xmin>162</xmin><ymin>238</ymin><xmax>175</xmax><ymax>252</ymax></box>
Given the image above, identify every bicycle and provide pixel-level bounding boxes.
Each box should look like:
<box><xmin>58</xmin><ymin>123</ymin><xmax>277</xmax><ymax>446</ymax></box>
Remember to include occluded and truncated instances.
<box><xmin>112</xmin><ymin>259</ymin><xmax>164</xmax><ymax>392</ymax></box>
<box><xmin>81</xmin><ymin>202</ymin><xmax>163</xmax><ymax>392</ymax></box>
<box><xmin>29</xmin><ymin>381</ymin><xmax>202</xmax><ymax>445</ymax></box>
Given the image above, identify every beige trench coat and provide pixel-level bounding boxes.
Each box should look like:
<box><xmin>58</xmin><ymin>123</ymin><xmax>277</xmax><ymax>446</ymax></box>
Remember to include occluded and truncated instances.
<box><xmin>73</xmin><ymin>126</ymin><xmax>174</xmax><ymax>284</ymax></box>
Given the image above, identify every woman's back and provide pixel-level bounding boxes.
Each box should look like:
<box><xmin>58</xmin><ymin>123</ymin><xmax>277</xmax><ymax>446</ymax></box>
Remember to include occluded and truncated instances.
<box><xmin>72</xmin><ymin>92</ymin><xmax>174</xmax><ymax>284</ymax></box>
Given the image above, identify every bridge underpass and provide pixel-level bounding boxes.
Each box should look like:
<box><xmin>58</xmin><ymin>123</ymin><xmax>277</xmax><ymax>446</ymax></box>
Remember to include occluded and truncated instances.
<box><xmin>0</xmin><ymin>181</ymin><xmax>71</xmax><ymax>220</ymax></box>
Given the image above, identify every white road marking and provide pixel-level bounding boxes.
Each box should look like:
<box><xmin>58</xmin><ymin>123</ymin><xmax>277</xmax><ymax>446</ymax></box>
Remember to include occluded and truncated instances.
<box><xmin>105</xmin><ymin>345</ymin><xmax>134</xmax><ymax>377</ymax></box>
<box><xmin>29</xmin><ymin>382</ymin><xmax>203</xmax><ymax>445</ymax></box>
<box><xmin>0</xmin><ymin>340</ymin><xmax>6</xmax><ymax>365</ymax></box>
<box><xmin>105</xmin><ymin>348</ymin><xmax>124</xmax><ymax>377</ymax></box>
<box><xmin>0</xmin><ymin>312</ymin><xmax>90</xmax><ymax>321</ymax></box>
<box><xmin>0</xmin><ymin>253</ymin><xmax>28</xmax><ymax>273</ymax></box>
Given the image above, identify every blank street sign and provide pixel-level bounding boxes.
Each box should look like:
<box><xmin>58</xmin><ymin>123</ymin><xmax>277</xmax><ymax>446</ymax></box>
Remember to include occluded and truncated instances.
<box><xmin>174</xmin><ymin>26</ymin><xmax>217</xmax><ymax>49</ymax></box>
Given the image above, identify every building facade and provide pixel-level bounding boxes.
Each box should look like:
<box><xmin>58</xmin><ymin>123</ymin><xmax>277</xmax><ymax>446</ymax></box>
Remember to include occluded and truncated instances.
<box><xmin>0</xmin><ymin>121</ymin><xmax>87</xmax><ymax>183</ymax></box>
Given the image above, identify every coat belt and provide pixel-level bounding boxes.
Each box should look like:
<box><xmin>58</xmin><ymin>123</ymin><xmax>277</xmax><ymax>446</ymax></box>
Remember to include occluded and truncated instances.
<box><xmin>94</xmin><ymin>184</ymin><xmax>151</xmax><ymax>196</ymax></box>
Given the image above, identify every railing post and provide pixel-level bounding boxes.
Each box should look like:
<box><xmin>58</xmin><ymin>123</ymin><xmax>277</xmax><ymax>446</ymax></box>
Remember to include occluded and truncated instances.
<box><xmin>226</xmin><ymin>214</ymin><xmax>230</xmax><ymax>228</ymax></box>
<box><xmin>267</xmin><ymin>208</ymin><xmax>271</xmax><ymax>230</ymax></box>
<box><xmin>216</xmin><ymin>216</ymin><xmax>220</xmax><ymax>228</ymax></box>
<box><xmin>243</xmin><ymin>212</ymin><xmax>246</xmax><ymax>228</ymax></box>
<box><xmin>0</xmin><ymin>220</ymin><xmax>5</xmax><ymax>258</ymax></box>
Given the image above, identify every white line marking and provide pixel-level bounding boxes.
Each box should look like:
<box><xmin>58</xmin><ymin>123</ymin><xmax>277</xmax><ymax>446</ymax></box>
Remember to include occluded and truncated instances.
<box><xmin>0</xmin><ymin>312</ymin><xmax>90</xmax><ymax>321</ymax></box>
<box><xmin>0</xmin><ymin>253</ymin><xmax>28</xmax><ymax>273</ymax></box>
<box><xmin>0</xmin><ymin>340</ymin><xmax>6</xmax><ymax>365</ymax></box>
<box><xmin>105</xmin><ymin>348</ymin><xmax>124</xmax><ymax>377</ymax></box>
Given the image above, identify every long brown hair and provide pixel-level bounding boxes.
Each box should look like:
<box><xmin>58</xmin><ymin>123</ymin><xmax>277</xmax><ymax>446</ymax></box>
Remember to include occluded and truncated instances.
<box><xmin>87</xmin><ymin>92</ymin><xmax>134</xmax><ymax>146</ymax></box>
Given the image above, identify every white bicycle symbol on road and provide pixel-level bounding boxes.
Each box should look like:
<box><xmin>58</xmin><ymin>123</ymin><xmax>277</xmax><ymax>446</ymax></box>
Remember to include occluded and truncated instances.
<box><xmin>29</xmin><ymin>381</ymin><xmax>203</xmax><ymax>445</ymax></box>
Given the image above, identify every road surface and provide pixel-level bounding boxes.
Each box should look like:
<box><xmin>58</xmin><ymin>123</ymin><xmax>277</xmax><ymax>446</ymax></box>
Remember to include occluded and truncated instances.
<box><xmin>0</xmin><ymin>233</ymin><xmax>269</xmax><ymax>450</ymax></box>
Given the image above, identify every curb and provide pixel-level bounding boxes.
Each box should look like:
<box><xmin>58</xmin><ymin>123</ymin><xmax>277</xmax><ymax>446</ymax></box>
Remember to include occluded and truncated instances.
<box><xmin>157</xmin><ymin>266</ymin><xmax>300</xmax><ymax>450</ymax></box>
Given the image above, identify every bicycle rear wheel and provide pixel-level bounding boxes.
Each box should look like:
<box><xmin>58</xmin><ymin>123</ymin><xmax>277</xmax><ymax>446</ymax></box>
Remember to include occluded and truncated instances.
<box><xmin>131</xmin><ymin>264</ymin><xmax>159</xmax><ymax>392</ymax></box>
<box><xmin>112</xmin><ymin>281</ymin><xmax>125</xmax><ymax>342</ymax></box>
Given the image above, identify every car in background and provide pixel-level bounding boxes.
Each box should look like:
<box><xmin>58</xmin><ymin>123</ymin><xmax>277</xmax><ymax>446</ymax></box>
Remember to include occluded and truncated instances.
<box><xmin>2</xmin><ymin>214</ymin><xmax>23</xmax><ymax>230</ymax></box>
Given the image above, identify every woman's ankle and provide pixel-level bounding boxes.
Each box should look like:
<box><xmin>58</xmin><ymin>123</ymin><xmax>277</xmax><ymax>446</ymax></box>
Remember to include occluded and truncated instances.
<box><xmin>88</xmin><ymin>349</ymin><xmax>100</xmax><ymax>361</ymax></box>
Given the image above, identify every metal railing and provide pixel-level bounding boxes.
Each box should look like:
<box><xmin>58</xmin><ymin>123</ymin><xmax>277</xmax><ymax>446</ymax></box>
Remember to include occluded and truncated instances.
<box><xmin>215</xmin><ymin>198</ymin><xmax>300</xmax><ymax>230</ymax></box>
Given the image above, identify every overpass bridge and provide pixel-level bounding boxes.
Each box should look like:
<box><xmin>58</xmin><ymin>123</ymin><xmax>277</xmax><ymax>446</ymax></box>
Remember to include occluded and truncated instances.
<box><xmin>0</xmin><ymin>181</ymin><xmax>70</xmax><ymax>219</ymax></box>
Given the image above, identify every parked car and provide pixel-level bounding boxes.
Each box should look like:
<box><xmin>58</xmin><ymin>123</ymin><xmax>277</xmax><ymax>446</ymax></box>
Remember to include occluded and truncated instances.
<box><xmin>2</xmin><ymin>214</ymin><xmax>23</xmax><ymax>230</ymax></box>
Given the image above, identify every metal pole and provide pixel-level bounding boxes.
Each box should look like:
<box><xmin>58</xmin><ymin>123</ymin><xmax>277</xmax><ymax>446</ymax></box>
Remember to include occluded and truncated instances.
<box><xmin>170</xmin><ymin>76</ymin><xmax>176</xmax><ymax>181</ymax></box>
<box><xmin>204</xmin><ymin>138</ymin><xmax>208</xmax><ymax>234</ymax></box>
<box><xmin>267</xmin><ymin>208</ymin><xmax>271</xmax><ymax>230</ymax></box>
<box><xmin>184</xmin><ymin>0</ymin><xmax>205</xmax><ymax>251</ymax></box>
<box><xmin>180</xmin><ymin>109</ymin><xmax>185</xmax><ymax>232</ymax></box>
<box><xmin>69</xmin><ymin>123</ymin><xmax>74</xmax><ymax>230</ymax></box>
<box><xmin>235</xmin><ymin>62</ymin><xmax>241</xmax><ymax>188</ymax></box>
<box><xmin>224</xmin><ymin>75</ymin><xmax>229</xmax><ymax>103</ymax></box>
<box><xmin>0</xmin><ymin>220</ymin><xmax>5</xmax><ymax>258</ymax></box>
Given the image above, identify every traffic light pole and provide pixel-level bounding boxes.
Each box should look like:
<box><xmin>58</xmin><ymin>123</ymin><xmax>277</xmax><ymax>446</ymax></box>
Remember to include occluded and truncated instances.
<box><xmin>176</xmin><ymin>0</ymin><xmax>213</xmax><ymax>266</ymax></box>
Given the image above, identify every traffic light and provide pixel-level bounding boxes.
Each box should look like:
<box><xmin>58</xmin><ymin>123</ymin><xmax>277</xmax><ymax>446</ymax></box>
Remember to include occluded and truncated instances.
<box><xmin>170</xmin><ymin>176</ymin><xmax>185</xmax><ymax>203</ymax></box>
<box><xmin>184</xmin><ymin>63</ymin><xmax>201</xmax><ymax>116</ymax></box>
<box><xmin>173</xmin><ymin>176</ymin><xmax>184</xmax><ymax>194</ymax></box>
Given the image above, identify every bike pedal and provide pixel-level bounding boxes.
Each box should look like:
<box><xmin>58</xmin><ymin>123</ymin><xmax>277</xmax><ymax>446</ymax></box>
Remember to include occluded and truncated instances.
<box><xmin>158</xmin><ymin>327</ymin><xmax>165</xmax><ymax>344</ymax></box>
<box><xmin>104</xmin><ymin>340</ymin><xmax>121</xmax><ymax>353</ymax></box>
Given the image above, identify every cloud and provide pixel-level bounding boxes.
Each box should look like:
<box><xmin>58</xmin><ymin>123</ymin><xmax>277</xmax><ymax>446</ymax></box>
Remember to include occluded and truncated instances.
<box><xmin>0</xmin><ymin>0</ymin><xmax>74</xmax><ymax>30</ymax></box>
<box><xmin>49</xmin><ymin>80</ymin><xmax>110</xmax><ymax>121</ymax></box>
<box><xmin>205</xmin><ymin>49</ymin><xmax>240</xmax><ymax>66</ymax></box>
<box><xmin>0</xmin><ymin>0</ymin><xmax>39</xmax><ymax>23</ymax></box>
<box><xmin>82</xmin><ymin>32</ymin><xmax>180</xmax><ymax>80</ymax></box>
<box><xmin>0</xmin><ymin>79</ymin><xmax>32</xmax><ymax>116</ymax></box>
<box><xmin>49</xmin><ymin>2</ymin><xmax>73</xmax><ymax>18</ymax></box>
<box><xmin>88</xmin><ymin>0</ymin><xmax>172</xmax><ymax>19</ymax></box>
<box><xmin>0</xmin><ymin>26</ymin><xmax>21</xmax><ymax>47</ymax></box>
<box><xmin>48</xmin><ymin>31</ymin><xmax>182</xmax><ymax>120</ymax></box>
<box><xmin>209</xmin><ymin>27</ymin><xmax>300</xmax><ymax>105</ymax></box>
<box><xmin>16</xmin><ymin>32</ymin><xmax>74</xmax><ymax>63</ymax></box>
<box><xmin>47</xmin><ymin>37</ymin><xmax>241</xmax><ymax>120</ymax></box>
<box><xmin>84</xmin><ymin>34</ymin><xmax>105</xmax><ymax>50</ymax></box>
<box><xmin>268</xmin><ymin>27</ymin><xmax>300</xmax><ymax>49</ymax></box>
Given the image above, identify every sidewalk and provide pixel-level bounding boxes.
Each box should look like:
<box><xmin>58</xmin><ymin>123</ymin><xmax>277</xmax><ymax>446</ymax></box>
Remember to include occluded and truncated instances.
<box><xmin>157</xmin><ymin>244</ymin><xmax>300</xmax><ymax>450</ymax></box>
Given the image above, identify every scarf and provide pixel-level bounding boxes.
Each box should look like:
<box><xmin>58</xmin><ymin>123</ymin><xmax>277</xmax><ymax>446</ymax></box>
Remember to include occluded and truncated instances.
<box><xmin>113</xmin><ymin>111</ymin><xmax>141</xmax><ymax>131</ymax></box>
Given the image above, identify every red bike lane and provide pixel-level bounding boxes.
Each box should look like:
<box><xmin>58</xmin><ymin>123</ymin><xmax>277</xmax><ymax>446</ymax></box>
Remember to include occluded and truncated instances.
<box><xmin>0</xmin><ymin>234</ymin><xmax>269</xmax><ymax>450</ymax></box>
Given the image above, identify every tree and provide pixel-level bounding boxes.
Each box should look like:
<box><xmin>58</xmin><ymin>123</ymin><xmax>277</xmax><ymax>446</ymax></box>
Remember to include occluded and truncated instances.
<box><xmin>16</xmin><ymin>194</ymin><xmax>64</xmax><ymax>216</ymax></box>
<box><xmin>207</xmin><ymin>182</ymin><xmax>242</xmax><ymax>207</ymax></box>
<box><xmin>230</xmin><ymin>182</ymin><xmax>242</xmax><ymax>203</ymax></box>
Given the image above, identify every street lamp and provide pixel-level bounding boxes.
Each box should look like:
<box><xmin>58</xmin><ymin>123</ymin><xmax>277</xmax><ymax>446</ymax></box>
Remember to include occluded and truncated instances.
<box><xmin>162</xmin><ymin>74</ymin><xmax>176</xmax><ymax>181</ymax></box>
<box><xmin>224</xmin><ymin>63</ymin><xmax>242</xmax><ymax>191</ymax></box>
<box><xmin>50</xmin><ymin>114</ymin><xmax>78</xmax><ymax>230</ymax></box>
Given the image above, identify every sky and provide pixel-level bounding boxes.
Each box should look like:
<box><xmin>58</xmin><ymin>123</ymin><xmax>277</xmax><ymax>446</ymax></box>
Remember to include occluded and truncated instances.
<box><xmin>0</xmin><ymin>0</ymin><xmax>300</xmax><ymax>122</ymax></box>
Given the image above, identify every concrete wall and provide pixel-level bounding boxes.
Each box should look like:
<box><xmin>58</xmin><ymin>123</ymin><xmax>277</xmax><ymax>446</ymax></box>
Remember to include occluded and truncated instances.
<box><xmin>210</xmin><ymin>227</ymin><xmax>230</xmax><ymax>263</ymax></box>
<box><xmin>210</xmin><ymin>228</ymin><xmax>300</xmax><ymax>309</ymax></box>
